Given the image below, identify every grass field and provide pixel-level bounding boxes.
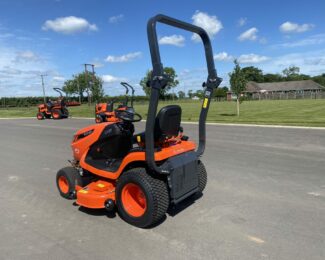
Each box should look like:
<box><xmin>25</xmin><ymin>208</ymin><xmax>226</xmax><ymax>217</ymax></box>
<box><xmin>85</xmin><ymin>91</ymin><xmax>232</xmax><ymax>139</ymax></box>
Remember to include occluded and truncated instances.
<box><xmin>1</xmin><ymin>99</ymin><xmax>325</xmax><ymax>127</ymax></box>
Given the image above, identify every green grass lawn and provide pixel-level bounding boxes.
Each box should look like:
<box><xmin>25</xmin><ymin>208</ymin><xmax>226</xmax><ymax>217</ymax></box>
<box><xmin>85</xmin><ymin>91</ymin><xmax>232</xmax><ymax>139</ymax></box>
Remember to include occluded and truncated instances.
<box><xmin>1</xmin><ymin>99</ymin><xmax>325</xmax><ymax>127</ymax></box>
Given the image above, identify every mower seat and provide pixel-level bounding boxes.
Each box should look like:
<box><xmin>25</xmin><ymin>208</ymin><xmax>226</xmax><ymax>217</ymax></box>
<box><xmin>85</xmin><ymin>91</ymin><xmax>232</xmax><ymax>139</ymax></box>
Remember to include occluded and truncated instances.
<box><xmin>106</xmin><ymin>102</ymin><xmax>114</xmax><ymax>112</ymax></box>
<box><xmin>134</xmin><ymin>105</ymin><xmax>182</xmax><ymax>145</ymax></box>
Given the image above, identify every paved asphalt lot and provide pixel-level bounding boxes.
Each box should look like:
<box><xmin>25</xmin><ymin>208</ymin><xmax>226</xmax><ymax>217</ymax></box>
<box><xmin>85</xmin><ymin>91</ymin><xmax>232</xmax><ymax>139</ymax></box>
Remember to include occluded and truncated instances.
<box><xmin>0</xmin><ymin>118</ymin><xmax>324</xmax><ymax>260</ymax></box>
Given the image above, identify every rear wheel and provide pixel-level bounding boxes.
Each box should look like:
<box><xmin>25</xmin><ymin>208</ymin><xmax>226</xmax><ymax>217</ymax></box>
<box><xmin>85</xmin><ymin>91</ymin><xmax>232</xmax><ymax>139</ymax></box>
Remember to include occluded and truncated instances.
<box><xmin>36</xmin><ymin>112</ymin><xmax>44</xmax><ymax>120</ymax></box>
<box><xmin>52</xmin><ymin>109</ymin><xmax>62</xmax><ymax>119</ymax></box>
<box><xmin>56</xmin><ymin>167</ymin><xmax>83</xmax><ymax>199</ymax></box>
<box><xmin>62</xmin><ymin>108</ymin><xmax>69</xmax><ymax>118</ymax></box>
<box><xmin>116</xmin><ymin>168</ymin><xmax>169</xmax><ymax>228</ymax></box>
<box><xmin>197</xmin><ymin>161</ymin><xmax>207</xmax><ymax>193</ymax></box>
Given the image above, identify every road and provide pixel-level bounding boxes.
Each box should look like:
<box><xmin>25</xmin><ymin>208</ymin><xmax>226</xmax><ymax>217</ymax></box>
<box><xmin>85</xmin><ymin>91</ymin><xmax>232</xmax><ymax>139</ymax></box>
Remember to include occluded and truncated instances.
<box><xmin>0</xmin><ymin>118</ymin><xmax>324</xmax><ymax>260</ymax></box>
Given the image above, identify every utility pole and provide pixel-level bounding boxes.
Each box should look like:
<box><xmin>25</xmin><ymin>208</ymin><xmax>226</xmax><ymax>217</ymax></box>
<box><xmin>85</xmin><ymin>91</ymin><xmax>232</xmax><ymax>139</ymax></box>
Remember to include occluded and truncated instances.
<box><xmin>83</xmin><ymin>63</ymin><xmax>95</xmax><ymax>105</ymax></box>
<box><xmin>76</xmin><ymin>78</ymin><xmax>81</xmax><ymax>104</ymax></box>
<box><xmin>40</xmin><ymin>74</ymin><xmax>47</xmax><ymax>103</ymax></box>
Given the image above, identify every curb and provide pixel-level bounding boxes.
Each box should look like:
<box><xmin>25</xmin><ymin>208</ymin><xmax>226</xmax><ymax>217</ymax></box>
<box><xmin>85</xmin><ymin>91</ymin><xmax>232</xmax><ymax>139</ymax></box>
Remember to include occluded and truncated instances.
<box><xmin>1</xmin><ymin>117</ymin><xmax>324</xmax><ymax>130</ymax></box>
<box><xmin>71</xmin><ymin>117</ymin><xmax>325</xmax><ymax>130</ymax></box>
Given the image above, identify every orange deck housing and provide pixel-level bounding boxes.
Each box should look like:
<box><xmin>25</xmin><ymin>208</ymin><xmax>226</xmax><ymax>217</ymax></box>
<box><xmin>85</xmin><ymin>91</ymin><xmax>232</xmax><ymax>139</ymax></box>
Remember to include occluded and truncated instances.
<box><xmin>76</xmin><ymin>180</ymin><xmax>115</xmax><ymax>209</ymax></box>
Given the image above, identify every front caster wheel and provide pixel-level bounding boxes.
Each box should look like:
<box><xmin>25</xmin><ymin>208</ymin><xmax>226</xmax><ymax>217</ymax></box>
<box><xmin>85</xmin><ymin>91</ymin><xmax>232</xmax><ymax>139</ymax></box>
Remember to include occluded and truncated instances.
<box><xmin>37</xmin><ymin>112</ymin><xmax>44</xmax><ymax>120</ymax></box>
<box><xmin>56</xmin><ymin>167</ymin><xmax>83</xmax><ymax>199</ymax></box>
<box><xmin>116</xmin><ymin>168</ymin><xmax>169</xmax><ymax>228</ymax></box>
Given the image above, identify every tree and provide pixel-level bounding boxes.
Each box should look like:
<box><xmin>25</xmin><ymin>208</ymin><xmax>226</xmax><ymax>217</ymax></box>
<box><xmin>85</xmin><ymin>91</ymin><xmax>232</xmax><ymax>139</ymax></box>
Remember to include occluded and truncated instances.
<box><xmin>63</xmin><ymin>72</ymin><xmax>104</xmax><ymax>103</ymax></box>
<box><xmin>282</xmin><ymin>66</ymin><xmax>300</xmax><ymax>78</ymax></box>
<box><xmin>263</xmin><ymin>73</ymin><xmax>284</xmax><ymax>82</ymax></box>
<box><xmin>139</xmin><ymin>67</ymin><xmax>179</xmax><ymax>99</ymax></box>
<box><xmin>178</xmin><ymin>90</ymin><xmax>185</xmax><ymax>99</ymax></box>
<box><xmin>313</xmin><ymin>73</ymin><xmax>325</xmax><ymax>87</ymax></box>
<box><xmin>194</xmin><ymin>89</ymin><xmax>204</xmax><ymax>99</ymax></box>
<box><xmin>282</xmin><ymin>66</ymin><xmax>311</xmax><ymax>81</ymax></box>
<box><xmin>242</xmin><ymin>66</ymin><xmax>264</xmax><ymax>83</ymax></box>
<box><xmin>213</xmin><ymin>86</ymin><xmax>228</xmax><ymax>101</ymax></box>
<box><xmin>187</xmin><ymin>90</ymin><xmax>194</xmax><ymax>99</ymax></box>
<box><xmin>229</xmin><ymin>60</ymin><xmax>247</xmax><ymax>116</ymax></box>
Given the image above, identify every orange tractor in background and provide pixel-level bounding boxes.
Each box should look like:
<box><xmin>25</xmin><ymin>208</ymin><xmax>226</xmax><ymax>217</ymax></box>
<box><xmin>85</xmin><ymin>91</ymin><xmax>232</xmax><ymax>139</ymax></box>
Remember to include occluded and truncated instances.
<box><xmin>95</xmin><ymin>82</ymin><xmax>135</xmax><ymax>123</ymax></box>
<box><xmin>37</xmin><ymin>88</ymin><xmax>80</xmax><ymax>120</ymax></box>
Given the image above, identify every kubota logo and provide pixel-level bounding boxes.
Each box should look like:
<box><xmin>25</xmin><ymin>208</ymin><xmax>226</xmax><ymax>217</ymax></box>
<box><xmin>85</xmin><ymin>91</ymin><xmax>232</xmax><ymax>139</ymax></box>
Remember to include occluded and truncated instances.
<box><xmin>173</xmin><ymin>148</ymin><xmax>185</xmax><ymax>154</ymax></box>
<box><xmin>74</xmin><ymin>148</ymin><xmax>80</xmax><ymax>154</ymax></box>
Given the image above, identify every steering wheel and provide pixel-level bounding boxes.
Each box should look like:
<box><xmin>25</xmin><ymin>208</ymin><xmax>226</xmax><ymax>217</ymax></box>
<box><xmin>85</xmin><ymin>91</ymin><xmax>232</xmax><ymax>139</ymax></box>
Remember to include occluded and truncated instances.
<box><xmin>115</xmin><ymin>109</ymin><xmax>142</xmax><ymax>122</ymax></box>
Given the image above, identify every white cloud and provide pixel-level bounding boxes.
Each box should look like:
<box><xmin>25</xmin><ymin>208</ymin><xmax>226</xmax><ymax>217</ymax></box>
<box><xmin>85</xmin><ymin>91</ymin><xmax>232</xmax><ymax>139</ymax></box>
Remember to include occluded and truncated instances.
<box><xmin>214</xmin><ymin>52</ymin><xmax>233</xmax><ymax>62</ymax></box>
<box><xmin>42</xmin><ymin>16</ymin><xmax>98</xmax><ymax>34</ymax></box>
<box><xmin>159</xmin><ymin>35</ymin><xmax>185</xmax><ymax>47</ymax></box>
<box><xmin>109</xmin><ymin>14</ymin><xmax>124</xmax><ymax>24</ymax></box>
<box><xmin>0</xmin><ymin>43</ymin><xmax>58</xmax><ymax>97</ymax></box>
<box><xmin>15</xmin><ymin>50</ymin><xmax>40</xmax><ymax>63</ymax></box>
<box><xmin>238</xmin><ymin>27</ymin><xmax>258</xmax><ymax>41</ymax></box>
<box><xmin>101</xmin><ymin>74</ymin><xmax>124</xmax><ymax>83</ymax></box>
<box><xmin>52</xmin><ymin>76</ymin><xmax>65</xmax><ymax>82</ymax></box>
<box><xmin>191</xmin><ymin>11</ymin><xmax>223</xmax><ymax>42</ymax></box>
<box><xmin>105</xmin><ymin>52</ymin><xmax>142</xmax><ymax>63</ymax></box>
<box><xmin>238</xmin><ymin>17</ymin><xmax>247</xmax><ymax>27</ymax></box>
<box><xmin>274</xmin><ymin>34</ymin><xmax>325</xmax><ymax>48</ymax></box>
<box><xmin>0</xmin><ymin>34</ymin><xmax>65</xmax><ymax>96</ymax></box>
<box><xmin>279</xmin><ymin>21</ymin><xmax>314</xmax><ymax>33</ymax></box>
<box><xmin>92</xmin><ymin>61</ymin><xmax>104</xmax><ymax>68</ymax></box>
<box><xmin>238</xmin><ymin>53</ymin><xmax>270</xmax><ymax>63</ymax></box>
<box><xmin>261</xmin><ymin>49</ymin><xmax>325</xmax><ymax>75</ymax></box>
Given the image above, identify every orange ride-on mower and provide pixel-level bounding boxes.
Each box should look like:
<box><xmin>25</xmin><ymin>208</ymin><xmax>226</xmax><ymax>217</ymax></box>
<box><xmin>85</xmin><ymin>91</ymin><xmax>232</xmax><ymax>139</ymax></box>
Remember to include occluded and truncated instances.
<box><xmin>37</xmin><ymin>88</ymin><xmax>80</xmax><ymax>120</ymax></box>
<box><xmin>95</xmin><ymin>82</ymin><xmax>135</xmax><ymax>123</ymax></box>
<box><xmin>56</xmin><ymin>14</ymin><xmax>221</xmax><ymax>228</ymax></box>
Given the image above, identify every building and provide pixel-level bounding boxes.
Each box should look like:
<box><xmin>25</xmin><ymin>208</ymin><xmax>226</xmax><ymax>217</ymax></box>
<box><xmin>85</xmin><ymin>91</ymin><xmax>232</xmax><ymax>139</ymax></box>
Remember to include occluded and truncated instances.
<box><xmin>227</xmin><ymin>80</ymin><xmax>325</xmax><ymax>101</ymax></box>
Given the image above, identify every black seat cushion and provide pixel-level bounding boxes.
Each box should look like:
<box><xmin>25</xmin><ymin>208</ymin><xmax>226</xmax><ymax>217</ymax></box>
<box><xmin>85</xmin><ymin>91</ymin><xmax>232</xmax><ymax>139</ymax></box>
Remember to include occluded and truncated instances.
<box><xmin>134</xmin><ymin>105</ymin><xmax>182</xmax><ymax>145</ymax></box>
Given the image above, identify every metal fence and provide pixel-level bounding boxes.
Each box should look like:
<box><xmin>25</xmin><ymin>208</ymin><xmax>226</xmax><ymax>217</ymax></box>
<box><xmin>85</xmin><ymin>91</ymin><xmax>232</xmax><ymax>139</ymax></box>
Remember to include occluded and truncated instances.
<box><xmin>249</xmin><ymin>90</ymin><xmax>325</xmax><ymax>100</ymax></box>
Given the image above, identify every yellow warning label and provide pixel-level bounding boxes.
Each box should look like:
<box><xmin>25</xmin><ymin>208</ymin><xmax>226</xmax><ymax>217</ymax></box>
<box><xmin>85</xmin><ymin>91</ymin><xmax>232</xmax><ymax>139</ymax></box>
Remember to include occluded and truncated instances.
<box><xmin>137</xmin><ymin>135</ymin><xmax>141</xmax><ymax>142</ymax></box>
<box><xmin>79</xmin><ymin>190</ymin><xmax>88</xmax><ymax>194</ymax></box>
<box><xmin>97</xmin><ymin>183</ymin><xmax>105</xmax><ymax>188</ymax></box>
<box><xmin>203</xmin><ymin>98</ymin><xmax>208</xmax><ymax>108</ymax></box>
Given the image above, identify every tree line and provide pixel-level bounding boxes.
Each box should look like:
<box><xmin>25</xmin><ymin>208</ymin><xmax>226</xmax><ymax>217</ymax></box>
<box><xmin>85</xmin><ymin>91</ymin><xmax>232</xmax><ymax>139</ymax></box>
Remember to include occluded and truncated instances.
<box><xmin>1</xmin><ymin>64</ymin><xmax>324</xmax><ymax>107</ymax></box>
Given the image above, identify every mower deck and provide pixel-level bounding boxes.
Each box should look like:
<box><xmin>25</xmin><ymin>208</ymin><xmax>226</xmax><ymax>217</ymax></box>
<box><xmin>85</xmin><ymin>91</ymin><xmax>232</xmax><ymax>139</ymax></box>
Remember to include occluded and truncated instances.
<box><xmin>76</xmin><ymin>180</ymin><xmax>115</xmax><ymax>209</ymax></box>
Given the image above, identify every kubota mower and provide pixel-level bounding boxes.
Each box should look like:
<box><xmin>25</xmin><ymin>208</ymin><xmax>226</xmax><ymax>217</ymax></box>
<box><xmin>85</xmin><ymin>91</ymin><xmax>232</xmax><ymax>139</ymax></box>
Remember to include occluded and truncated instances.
<box><xmin>37</xmin><ymin>88</ymin><xmax>80</xmax><ymax>120</ymax></box>
<box><xmin>56</xmin><ymin>14</ymin><xmax>221</xmax><ymax>228</ymax></box>
<box><xmin>95</xmin><ymin>82</ymin><xmax>135</xmax><ymax>123</ymax></box>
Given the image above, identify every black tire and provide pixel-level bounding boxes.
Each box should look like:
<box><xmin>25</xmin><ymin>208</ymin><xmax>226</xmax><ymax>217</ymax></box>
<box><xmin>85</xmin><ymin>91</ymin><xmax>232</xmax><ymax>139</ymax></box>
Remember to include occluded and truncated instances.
<box><xmin>52</xmin><ymin>109</ymin><xmax>62</xmax><ymax>120</ymax></box>
<box><xmin>197</xmin><ymin>161</ymin><xmax>207</xmax><ymax>193</ymax></box>
<box><xmin>37</xmin><ymin>112</ymin><xmax>44</xmax><ymax>120</ymax></box>
<box><xmin>116</xmin><ymin>168</ymin><xmax>169</xmax><ymax>228</ymax></box>
<box><xmin>56</xmin><ymin>167</ymin><xmax>84</xmax><ymax>199</ymax></box>
<box><xmin>62</xmin><ymin>108</ymin><xmax>69</xmax><ymax>118</ymax></box>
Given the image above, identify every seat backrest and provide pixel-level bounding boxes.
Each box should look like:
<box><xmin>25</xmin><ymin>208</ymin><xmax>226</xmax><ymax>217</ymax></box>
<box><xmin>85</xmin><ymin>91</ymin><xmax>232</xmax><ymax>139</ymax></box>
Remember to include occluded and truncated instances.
<box><xmin>155</xmin><ymin>105</ymin><xmax>181</xmax><ymax>139</ymax></box>
<box><xmin>106</xmin><ymin>102</ymin><xmax>114</xmax><ymax>112</ymax></box>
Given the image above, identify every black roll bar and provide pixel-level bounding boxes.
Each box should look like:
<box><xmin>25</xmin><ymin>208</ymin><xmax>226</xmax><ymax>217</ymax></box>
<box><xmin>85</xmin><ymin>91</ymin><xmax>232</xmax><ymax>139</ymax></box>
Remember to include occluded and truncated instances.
<box><xmin>120</xmin><ymin>82</ymin><xmax>129</xmax><ymax>106</ymax></box>
<box><xmin>53</xmin><ymin>88</ymin><xmax>65</xmax><ymax>98</ymax></box>
<box><xmin>146</xmin><ymin>14</ymin><xmax>222</xmax><ymax>174</ymax></box>
<box><xmin>121</xmin><ymin>82</ymin><xmax>135</xmax><ymax>107</ymax></box>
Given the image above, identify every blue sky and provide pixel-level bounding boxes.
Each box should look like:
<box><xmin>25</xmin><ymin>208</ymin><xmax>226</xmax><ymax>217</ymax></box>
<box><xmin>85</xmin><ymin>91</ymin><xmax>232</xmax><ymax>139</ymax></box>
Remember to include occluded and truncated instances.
<box><xmin>0</xmin><ymin>0</ymin><xmax>324</xmax><ymax>97</ymax></box>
